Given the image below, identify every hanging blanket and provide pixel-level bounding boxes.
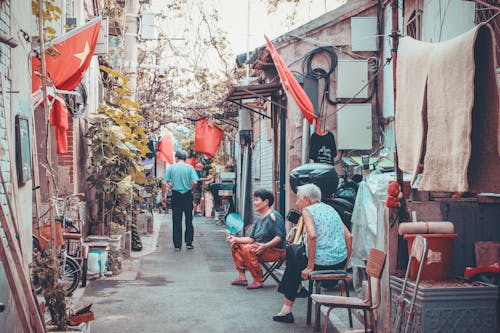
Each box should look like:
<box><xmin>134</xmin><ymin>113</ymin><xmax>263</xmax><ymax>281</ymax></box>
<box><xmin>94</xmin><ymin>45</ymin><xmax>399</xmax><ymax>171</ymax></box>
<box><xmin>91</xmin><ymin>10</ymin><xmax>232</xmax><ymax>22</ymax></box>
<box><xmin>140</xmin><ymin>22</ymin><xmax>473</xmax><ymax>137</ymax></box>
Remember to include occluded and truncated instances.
<box><xmin>396</xmin><ymin>23</ymin><xmax>500</xmax><ymax>193</ymax></box>
<box><xmin>395</xmin><ymin>38</ymin><xmax>433</xmax><ymax>179</ymax></box>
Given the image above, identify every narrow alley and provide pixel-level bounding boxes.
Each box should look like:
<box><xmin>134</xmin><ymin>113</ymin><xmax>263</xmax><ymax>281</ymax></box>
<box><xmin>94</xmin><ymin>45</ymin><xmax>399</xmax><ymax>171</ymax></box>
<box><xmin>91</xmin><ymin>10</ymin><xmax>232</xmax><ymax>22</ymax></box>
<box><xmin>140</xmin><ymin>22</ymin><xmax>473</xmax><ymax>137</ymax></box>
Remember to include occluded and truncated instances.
<box><xmin>77</xmin><ymin>213</ymin><xmax>323</xmax><ymax>333</ymax></box>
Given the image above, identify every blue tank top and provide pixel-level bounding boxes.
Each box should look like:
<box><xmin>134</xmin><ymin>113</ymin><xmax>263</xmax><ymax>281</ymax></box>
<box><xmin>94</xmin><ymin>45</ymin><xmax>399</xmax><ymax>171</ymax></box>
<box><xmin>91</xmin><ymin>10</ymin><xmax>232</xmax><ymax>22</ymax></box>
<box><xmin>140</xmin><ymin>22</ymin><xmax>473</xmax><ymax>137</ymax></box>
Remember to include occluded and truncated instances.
<box><xmin>305</xmin><ymin>202</ymin><xmax>347</xmax><ymax>266</ymax></box>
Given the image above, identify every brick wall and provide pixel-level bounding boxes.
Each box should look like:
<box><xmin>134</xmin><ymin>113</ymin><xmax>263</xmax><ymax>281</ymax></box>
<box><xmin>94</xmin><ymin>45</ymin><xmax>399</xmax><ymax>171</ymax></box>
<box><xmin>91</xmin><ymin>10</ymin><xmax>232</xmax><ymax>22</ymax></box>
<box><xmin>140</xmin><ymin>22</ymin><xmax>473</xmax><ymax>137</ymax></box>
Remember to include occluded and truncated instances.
<box><xmin>57</xmin><ymin>119</ymin><xmax>75</xmax><ymax>185</ymax></box>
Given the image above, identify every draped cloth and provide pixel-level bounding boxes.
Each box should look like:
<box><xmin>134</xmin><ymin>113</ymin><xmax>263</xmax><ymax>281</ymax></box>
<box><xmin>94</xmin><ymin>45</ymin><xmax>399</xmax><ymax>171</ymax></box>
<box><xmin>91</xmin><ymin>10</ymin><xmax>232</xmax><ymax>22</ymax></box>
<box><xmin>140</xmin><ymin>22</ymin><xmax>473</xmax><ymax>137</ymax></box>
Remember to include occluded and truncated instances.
<box><xmin>396</xmin><ymin>23</ymin><xmax>500</xmax><ymax>193</ymax></box>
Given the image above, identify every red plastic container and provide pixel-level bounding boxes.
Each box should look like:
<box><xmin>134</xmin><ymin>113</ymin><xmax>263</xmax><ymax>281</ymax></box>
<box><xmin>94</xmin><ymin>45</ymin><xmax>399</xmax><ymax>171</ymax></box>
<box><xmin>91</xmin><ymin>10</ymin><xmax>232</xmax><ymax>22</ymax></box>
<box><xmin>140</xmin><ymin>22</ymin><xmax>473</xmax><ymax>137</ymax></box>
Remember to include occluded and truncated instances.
<box><xmin>404</xmin><ymin>233</ymin><xmax>458</xmax><ymax>281</ymax></box>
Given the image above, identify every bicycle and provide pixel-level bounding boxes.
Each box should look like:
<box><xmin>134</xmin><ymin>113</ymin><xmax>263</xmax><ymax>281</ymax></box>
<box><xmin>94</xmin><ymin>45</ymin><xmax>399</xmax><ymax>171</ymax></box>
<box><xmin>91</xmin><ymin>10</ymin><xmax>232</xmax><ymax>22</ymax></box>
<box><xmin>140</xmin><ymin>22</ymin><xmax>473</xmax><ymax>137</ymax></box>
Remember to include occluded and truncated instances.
<box><xmin>32</xmin><ymin>193</ymin><xmax>87</xmax><ymax>296</ymax></box>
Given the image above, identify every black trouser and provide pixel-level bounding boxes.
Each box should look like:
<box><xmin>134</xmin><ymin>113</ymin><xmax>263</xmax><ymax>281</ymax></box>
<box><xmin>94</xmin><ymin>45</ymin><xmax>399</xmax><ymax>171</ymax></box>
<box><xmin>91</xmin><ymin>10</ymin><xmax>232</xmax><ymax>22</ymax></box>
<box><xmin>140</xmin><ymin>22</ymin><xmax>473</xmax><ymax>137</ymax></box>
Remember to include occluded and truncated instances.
<box><xmin>278</xmin><ymin>245</ymin><xmax>346</xmax><ymax>302</ymax></box>
<box><xmin>171</xmin><ymin>190</ymin><xmax>194</xmax><ymax>248</ymax></box>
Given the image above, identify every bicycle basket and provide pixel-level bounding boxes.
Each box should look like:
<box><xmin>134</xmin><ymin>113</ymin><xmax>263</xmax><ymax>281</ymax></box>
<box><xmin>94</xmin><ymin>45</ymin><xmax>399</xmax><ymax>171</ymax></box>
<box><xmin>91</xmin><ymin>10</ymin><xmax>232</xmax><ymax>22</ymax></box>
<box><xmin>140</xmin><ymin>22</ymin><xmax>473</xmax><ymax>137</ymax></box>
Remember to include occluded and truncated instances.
<box><xmin>34</xmin><ymin>222</ymin><xmax>64</xmax><ymax>250</ymax></box>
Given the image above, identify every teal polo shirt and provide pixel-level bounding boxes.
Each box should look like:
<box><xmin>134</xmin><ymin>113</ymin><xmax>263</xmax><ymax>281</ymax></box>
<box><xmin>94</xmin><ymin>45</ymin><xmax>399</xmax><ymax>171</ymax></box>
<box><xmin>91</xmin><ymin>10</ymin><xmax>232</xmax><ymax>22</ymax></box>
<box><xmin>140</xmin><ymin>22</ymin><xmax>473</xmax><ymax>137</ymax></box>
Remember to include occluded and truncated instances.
<box><xmin>163</xmin><ymin>162</ymin><xmax>199</xmax><ymax>194</ymax></box>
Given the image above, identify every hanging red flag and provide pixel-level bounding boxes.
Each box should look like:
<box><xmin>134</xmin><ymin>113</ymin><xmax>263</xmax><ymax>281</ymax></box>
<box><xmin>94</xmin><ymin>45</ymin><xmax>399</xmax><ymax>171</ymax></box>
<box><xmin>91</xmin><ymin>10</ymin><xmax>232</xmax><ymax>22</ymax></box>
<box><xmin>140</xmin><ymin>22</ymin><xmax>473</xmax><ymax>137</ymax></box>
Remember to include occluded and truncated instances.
<box><xmin>157</xmin><ymin>130</ymin><xmax>174</xmax><ymax>165</ymax></box>
<box><xmin>32</xmin><ymin>17</ymin><xmax>101</xmax><ymax>154</ymax></box>
<box><xmin>264</xmin><ymin>36</ymin><xmax>322</xmax><ymax>135</ymax></box>
<box><xmin>194</xmin><ymin>119</ymin><xmax>224</xmax><ymax>157</ymax></box>
<box><xmin>32</xmin><ymin>17</ymin><xmax>101</xmax><ymax>93</ymax></box>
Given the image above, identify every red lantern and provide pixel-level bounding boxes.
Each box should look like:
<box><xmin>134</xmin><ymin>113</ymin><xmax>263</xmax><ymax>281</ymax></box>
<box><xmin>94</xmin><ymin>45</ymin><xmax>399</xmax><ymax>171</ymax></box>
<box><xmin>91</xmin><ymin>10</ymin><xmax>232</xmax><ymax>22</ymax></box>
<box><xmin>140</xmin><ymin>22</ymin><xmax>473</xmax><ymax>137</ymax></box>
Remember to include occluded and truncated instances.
<box><xmin>194</xmin><ymin>119</ymin><xmax>224</xmax><ymax>157</ymax></box>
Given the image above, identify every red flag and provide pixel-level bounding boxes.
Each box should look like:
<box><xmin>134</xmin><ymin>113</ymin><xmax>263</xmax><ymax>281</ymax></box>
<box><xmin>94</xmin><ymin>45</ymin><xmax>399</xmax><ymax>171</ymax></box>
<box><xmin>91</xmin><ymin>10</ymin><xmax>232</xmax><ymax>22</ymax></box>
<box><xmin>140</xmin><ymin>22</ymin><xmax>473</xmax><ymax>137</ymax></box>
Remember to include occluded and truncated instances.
<box><xmin>264</xmin><ymin>36</ymin><xmax>322</xmax><ymax>134</ymax></box>
<box><xmin>32</xmin><ymin>17</ymin><xmax>101</xmax><ymax>93</ymax></box>
<box><xmin>157</xmin><ymin>130</ymin><xmax>174</xmax><ymax>164</ymax></box>
<box><xmin>32</xmin><ymin>18</ymin><xmax>101</xmax><ymax>154</ymax></box>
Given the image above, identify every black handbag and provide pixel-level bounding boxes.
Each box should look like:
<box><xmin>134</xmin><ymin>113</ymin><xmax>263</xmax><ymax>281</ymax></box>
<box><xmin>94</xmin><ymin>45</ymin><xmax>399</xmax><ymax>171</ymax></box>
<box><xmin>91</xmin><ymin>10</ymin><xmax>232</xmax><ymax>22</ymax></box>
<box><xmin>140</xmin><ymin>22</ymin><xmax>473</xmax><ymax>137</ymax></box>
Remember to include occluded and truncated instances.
<box><xmin>287</xmin><ymin>242</ymin><xmax>308</xmax><ymax>270</ymax></box>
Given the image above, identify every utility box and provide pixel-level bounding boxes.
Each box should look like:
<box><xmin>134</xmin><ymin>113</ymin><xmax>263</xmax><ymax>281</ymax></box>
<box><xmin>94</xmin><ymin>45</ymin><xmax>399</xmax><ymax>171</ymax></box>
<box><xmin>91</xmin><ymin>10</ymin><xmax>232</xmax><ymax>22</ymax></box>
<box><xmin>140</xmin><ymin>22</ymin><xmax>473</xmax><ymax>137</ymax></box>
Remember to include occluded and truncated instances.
<box><xmin>336</xmin><ymin>60</ymin><xmax>369</xmax><ymax>99</ymax></box>
<box><xmin>336</xmin><ymin>103</ymin><xmax>372</xmax><ymax>150</ymax></box>
<box><xmin>351</xmin><ymin>17</ymin><xmax>378</xmax><ymax>51</ymax></box>
<box><xmin>95</xmin><ymin>17</ymin><xmax>109</xmax><ymax>55</ymax></box>
<box><xmin>140</xmin><ymin>12</ymin><xmax>156</xmax><ymax>40</ymax></box>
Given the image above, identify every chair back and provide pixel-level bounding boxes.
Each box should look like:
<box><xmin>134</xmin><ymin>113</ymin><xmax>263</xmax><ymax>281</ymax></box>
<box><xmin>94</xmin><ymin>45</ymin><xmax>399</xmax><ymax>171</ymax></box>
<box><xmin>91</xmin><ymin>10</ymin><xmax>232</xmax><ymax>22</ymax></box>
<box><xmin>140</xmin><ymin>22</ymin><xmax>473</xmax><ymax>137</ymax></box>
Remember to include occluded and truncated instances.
<box><xmin>365</xmin><ymin>248</ymin><xmax>386</xmax><ymax>308</ymax></box>
<box><xmin>343</xmin><ymin>227</ymin><xmax>353</xmax><ymax>271</ymax></box>
<box><xmin>366</xmin><ymin>248</ymin><xmax>386</xmax><ymax>279</ymax></box>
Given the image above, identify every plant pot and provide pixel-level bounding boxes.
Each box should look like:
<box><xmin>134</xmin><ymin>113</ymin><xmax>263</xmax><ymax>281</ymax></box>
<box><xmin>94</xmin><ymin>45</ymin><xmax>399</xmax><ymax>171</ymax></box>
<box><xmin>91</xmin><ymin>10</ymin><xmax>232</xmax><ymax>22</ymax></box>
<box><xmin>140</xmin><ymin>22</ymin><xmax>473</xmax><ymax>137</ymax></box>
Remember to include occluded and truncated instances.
<box><xmin>390</xmin><ymin>276</ymin><xmax>498</xmax><ymax>333</ymax></box>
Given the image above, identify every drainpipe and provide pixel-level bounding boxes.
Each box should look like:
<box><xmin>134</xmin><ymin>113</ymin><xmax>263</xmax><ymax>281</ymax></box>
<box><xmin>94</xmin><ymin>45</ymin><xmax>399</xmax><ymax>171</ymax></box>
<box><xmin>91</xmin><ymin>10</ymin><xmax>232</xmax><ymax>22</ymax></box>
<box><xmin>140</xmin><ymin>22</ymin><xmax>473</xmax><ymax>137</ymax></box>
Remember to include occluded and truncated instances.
<box><xmin>301</xmin><ymin>119</ymin><xmax>310</xmax><ymax>164</ymax></box>
<box><xmin>279</xmin><ymin>105</ymin><xmax>286</xmax><ymax>217</ymax></box>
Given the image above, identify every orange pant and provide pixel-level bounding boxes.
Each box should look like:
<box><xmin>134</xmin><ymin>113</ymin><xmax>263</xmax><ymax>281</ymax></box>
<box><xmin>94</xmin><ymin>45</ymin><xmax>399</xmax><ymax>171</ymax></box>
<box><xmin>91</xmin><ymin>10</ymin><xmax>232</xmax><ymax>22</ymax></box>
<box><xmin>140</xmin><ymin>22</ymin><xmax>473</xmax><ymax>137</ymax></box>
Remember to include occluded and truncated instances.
<box><xmin>230</xmin><ymin>243</ymin><xmax>286</xmax><ymax>283</ymax></box>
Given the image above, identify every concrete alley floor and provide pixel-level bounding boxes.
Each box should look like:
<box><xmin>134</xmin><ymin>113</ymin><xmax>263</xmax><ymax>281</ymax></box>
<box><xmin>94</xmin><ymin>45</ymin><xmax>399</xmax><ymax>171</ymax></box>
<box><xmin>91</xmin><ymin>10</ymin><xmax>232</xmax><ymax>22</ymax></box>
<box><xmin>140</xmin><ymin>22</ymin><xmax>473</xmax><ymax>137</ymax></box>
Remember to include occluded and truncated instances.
<box><xmin>76</xmin><ymin>212</ymin><xmax>328</xmax><ymax>333</ymax></box>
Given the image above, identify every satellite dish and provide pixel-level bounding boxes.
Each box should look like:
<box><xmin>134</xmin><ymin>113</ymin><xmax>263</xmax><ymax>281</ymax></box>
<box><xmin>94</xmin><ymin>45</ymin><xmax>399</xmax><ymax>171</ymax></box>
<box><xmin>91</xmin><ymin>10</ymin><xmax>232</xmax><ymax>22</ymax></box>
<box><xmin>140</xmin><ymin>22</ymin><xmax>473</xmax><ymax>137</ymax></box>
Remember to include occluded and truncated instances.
<box><xmin>225</xmin><ymin>213</ymin><xmax>244</xmax><ymax>234</ymax></box>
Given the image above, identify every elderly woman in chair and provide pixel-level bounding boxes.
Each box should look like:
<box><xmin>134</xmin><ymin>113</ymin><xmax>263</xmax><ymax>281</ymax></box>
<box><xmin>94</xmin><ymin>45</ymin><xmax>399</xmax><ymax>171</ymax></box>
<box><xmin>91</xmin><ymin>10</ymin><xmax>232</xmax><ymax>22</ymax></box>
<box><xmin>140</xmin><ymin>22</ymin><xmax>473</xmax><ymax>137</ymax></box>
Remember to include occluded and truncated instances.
<box><xmin>273</xmin><ymin>183</ymin><xmax>348</xmax><ymax>324</ymax></box>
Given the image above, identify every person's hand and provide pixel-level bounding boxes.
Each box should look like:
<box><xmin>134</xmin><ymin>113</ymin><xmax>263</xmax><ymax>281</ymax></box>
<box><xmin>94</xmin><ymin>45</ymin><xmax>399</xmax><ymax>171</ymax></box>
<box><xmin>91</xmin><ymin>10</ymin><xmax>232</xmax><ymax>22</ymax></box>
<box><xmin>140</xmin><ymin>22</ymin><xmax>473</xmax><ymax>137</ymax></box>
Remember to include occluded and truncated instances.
<box><xmin>301</xmin><ymin>267</ymin><xmax>313</xmax><ymax>280</ymax></box>
<box><xmin>226</xmin><ymin>233</ymin><xmax>236</xmax><ymax>244</ymax></box>
<box><xmin>253</xmin><ymin>244</ymin><xmax>267</xmax><ymax>255</ymax></box>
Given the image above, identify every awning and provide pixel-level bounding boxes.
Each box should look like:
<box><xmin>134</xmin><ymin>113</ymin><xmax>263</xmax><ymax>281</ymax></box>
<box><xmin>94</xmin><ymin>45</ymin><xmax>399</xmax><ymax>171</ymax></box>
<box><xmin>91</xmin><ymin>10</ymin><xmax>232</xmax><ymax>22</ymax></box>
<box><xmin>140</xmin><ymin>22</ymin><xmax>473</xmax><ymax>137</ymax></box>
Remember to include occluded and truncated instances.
<box><xmin>224</xmin><ymin>82</ymin><xmax>285</xmax><ymax>119</ymax></box>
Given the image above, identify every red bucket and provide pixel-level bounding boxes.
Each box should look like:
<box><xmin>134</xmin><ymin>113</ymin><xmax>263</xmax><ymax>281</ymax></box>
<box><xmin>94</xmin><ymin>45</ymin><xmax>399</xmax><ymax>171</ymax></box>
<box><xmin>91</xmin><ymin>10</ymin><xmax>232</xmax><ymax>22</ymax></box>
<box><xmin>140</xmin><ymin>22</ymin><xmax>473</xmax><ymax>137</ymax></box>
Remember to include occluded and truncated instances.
<box><xmin>404</xmin><ymin>233</ymin><xmax>458</xmax><ymax>281</ymax></box>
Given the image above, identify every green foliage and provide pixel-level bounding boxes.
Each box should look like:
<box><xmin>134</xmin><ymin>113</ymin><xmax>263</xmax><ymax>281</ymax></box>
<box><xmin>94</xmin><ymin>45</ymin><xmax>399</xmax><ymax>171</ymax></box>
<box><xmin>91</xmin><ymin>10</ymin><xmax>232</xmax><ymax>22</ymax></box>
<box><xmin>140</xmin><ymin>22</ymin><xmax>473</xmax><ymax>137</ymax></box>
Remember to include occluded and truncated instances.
<box><xmin>86</xmin><ymin>66</ymin><xmax>150</xmax><ymax>231</ymax></box>
<box><xmin>31</xmin><ymin>250</ymin><xmax>67</xmax><ymax>330</ymax></box>
<box><xmin>32</xmin><ymin>0</ymin><xmax>62</xmax><ymax>41</ymax></box>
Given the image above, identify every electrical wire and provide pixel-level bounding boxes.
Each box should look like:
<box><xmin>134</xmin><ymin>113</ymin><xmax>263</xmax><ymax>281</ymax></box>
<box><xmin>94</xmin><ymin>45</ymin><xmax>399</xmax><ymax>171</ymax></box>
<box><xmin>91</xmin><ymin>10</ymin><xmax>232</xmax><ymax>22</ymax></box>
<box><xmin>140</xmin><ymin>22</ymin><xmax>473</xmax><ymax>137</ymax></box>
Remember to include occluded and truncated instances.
<box><xmin>301</xmin><ymin>46</ymin><xmax>338</xmax><ymax>106</ymax></box>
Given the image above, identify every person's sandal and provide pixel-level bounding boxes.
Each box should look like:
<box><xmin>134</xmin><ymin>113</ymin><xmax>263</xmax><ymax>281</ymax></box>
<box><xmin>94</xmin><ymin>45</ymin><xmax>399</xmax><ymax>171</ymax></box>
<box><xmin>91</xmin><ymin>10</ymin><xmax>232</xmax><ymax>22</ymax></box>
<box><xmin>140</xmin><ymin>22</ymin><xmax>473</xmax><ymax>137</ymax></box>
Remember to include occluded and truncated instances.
<box><xmin>186</xmin><ymin>245</ymin><xmax>194</xmax><ymax>250</ymax></box>
<box><xmin>272</xmin><ymin>312</ymin><xmax>294</xmax><ymax>323</ymax></box>
<box><xmin>230</xmin><ymin>279</ymin><xmax>248</xmax><ymax>286</ymax></box>
<box><xmin>246</xmin><ymin>282</ymin><xmax>264</xmax><ymax>289</ymax></box>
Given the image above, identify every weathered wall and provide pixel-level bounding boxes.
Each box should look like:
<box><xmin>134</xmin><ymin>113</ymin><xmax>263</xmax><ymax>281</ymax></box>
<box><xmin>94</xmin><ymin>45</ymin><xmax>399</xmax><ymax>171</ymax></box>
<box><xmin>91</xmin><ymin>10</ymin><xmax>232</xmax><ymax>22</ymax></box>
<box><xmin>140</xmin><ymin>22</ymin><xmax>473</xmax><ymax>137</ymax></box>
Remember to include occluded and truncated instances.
<box><xmin>250</xmin><ymin>112</ymin><xmax>274</xmax><ymax>220</ymax></box>
<box><xmin>272</xmin><ymin>4</ymin><xmax>380</xmax><ymax>214</ymax></box>
<box><xmin>0</xmin><ymin>1</ymin><xmax>34</xmax><ymax>332</ymax></box>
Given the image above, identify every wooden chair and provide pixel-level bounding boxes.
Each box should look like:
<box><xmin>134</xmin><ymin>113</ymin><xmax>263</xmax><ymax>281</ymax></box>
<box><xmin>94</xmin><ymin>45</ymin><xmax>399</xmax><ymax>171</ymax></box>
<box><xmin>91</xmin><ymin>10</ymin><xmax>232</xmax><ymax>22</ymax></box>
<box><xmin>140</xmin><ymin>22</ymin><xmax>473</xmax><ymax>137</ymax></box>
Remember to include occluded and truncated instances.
<box><xmin>261</xmin><ymin>217</ymin><xmax>304</xmax><ymax>283</ymax></box>
<box><xmin>311</xmin><ymin>248</ymin><xmax>386</xmax><ymax>333</ymax></box>
<box><xmin>306</xmin><ymin>226</ymin><xmax>353</xmax><ymax>327</ymax></box>
<box><xmin>393</xmin><ymin>235</ymin><xmax>427</xmax><ymax>333</ymax></box>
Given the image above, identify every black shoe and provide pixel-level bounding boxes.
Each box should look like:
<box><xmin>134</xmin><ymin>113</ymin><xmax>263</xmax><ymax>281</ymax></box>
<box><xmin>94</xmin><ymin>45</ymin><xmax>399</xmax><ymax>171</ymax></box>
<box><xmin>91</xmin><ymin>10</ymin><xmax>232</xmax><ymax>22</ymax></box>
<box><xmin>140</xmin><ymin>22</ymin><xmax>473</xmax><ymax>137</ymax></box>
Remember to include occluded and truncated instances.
<box><xmin>272</xmin><ymin>312</ymin><xmax>294</xmax><ymax>323</ymax></box>
<box><xmin>186</xmin><ymin>245</ymin><xmax>194</xmax><ymax>250</ymax></box>
<box><xmin>296</xmin><ymin>288</ymin><xmax>309</xmax><ymax>298</ymax></box>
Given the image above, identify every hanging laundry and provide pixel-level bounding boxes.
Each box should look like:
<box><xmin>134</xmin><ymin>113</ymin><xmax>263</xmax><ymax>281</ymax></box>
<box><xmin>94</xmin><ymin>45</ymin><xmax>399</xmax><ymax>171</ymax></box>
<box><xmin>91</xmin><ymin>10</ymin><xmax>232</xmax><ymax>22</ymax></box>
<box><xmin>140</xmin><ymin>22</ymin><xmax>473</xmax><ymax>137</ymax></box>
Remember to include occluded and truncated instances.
<box><xmin>396</xmin><ymin>23</ymin><xmax>500</xmax><ymax>193</ymax></box>
<box><xmin>309</xmin><ymin>131</ymin><xmax>337</xmax><ymax>165</ymax></box>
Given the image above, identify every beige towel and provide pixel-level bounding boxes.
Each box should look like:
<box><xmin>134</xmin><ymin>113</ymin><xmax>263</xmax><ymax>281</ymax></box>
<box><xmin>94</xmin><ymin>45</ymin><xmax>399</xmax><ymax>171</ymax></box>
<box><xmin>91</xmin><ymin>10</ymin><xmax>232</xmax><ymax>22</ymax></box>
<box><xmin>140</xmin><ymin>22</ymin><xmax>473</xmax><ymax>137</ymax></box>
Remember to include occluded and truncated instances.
<box><xmin>395</xmin><ymin>38</ymin><xmax>433</xmax><ymax>179</ymax></box>
<box><xmin>396</xmin><ymin>24</ymin><xmax>500</xmax><ymax>193</ymax></box>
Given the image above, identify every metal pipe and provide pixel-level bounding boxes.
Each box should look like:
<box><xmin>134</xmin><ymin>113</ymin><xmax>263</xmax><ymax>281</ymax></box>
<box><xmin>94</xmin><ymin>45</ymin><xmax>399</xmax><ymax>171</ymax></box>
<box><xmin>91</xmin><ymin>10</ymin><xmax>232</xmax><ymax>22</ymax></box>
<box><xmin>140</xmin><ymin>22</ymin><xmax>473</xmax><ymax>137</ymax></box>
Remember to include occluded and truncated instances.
<box><xmin>0</xmin><ymin>32</ymin><xmax>18</xmax><ymax>48</ymax></box>
<box><xmin>279</xmin><ymin>105</ymin><xmax>286</xmax><ymax>217</ymax></box>
<box><xmin>301</xmin><ymin>118</ymin><xmax>310</xmax><ymax>164</ymax></box>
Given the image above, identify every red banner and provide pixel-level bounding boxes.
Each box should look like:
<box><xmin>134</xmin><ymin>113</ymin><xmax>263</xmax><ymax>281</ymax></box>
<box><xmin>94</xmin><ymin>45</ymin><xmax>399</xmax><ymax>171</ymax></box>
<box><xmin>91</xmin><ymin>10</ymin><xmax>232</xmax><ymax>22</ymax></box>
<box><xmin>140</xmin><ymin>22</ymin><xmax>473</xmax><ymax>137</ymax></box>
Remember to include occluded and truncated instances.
<box><xmin>157</xmin><ymin>130</ymin><xmax>174</xmax><ymax>165</ymax></box>
<box><xmin>194</xmin><ymin>119</ymin><xmax>224</xmax><ymax>157</ymax></box>
<box><xmin>265</xmin><ymin>36</ymin><xmax>322</xmax><ymax>134</ymax></box>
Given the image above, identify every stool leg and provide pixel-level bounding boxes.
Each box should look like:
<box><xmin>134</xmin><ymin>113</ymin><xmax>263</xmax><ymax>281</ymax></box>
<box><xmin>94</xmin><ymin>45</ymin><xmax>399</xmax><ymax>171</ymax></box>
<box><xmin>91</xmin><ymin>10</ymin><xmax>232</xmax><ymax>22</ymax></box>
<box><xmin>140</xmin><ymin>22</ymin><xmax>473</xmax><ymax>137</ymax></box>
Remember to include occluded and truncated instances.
<box><xmin>344</xmin><ymin>279</ymin><xmax>353</xmax><ymax>328</ymax></box>
<box><xmin>363</xmin><ymin>310</ymin><xmax>368</xmax><ymax>333</ymax></box>
<box><xmin>314</xmin><ymin>302</ymin><xmax>322</xmax><ymax>332</ymax></box>
<box><xmin>323</xmin><ymin>308</ymin><xmax>333</xmax><ymax>333</ymax></box>
<box><xmin>307</xmin><ymin>279</ymin><xmax>313</xmax><ymax>325</ymax></box>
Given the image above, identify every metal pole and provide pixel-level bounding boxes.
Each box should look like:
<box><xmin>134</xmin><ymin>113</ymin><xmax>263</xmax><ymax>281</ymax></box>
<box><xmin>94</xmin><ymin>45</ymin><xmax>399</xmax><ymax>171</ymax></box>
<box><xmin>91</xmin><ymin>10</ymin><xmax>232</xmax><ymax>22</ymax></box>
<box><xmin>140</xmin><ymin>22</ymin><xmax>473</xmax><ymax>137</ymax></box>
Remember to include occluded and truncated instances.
<box><xmin>124</xmin><ymin>0</ymin><xmax>139</xmax><ymax>101</ymax></box>
<box><xmin>301</xmin><ymin>119</ymin><xmax>310</xmax><ymax>164</ymax></box>
<box><xmin>37</xmin><ymin>0</ymin><xmax>56</xmax><ymax>249</ymax></box>
<box><xmin>279</xmin><ymin>105</ymin><xmax>286</xmax><ymax>217</ymax></box>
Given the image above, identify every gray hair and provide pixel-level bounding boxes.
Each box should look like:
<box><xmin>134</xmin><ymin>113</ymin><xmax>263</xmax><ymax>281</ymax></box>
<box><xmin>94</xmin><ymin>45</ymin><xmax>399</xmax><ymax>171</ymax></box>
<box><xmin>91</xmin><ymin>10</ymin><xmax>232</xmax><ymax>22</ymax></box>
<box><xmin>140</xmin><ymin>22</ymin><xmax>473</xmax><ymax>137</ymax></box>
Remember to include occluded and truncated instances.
<box><xmin>297</xmin><ymin>184</ymin><xmax>322</xmax><ymax>202</ymax></box>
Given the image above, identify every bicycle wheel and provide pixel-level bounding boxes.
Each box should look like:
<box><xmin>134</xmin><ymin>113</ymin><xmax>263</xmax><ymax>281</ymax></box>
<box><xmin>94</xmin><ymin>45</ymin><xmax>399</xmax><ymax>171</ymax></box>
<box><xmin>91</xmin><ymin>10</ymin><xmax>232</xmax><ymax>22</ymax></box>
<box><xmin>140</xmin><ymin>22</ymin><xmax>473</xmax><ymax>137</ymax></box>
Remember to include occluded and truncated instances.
<box><xmin>59</xmin><ymin>256</ymin><xmax>81</xmax><ymax>296</ymax></box>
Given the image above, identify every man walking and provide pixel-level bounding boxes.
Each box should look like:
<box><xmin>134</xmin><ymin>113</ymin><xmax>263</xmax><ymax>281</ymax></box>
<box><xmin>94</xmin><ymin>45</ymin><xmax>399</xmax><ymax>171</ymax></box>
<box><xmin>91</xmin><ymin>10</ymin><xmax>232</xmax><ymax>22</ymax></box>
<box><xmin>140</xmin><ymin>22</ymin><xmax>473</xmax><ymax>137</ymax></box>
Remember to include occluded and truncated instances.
<box><xmin>163</xmin><ymin>150</ymin><xmax>199</xmax><ymax>251</ymax></box>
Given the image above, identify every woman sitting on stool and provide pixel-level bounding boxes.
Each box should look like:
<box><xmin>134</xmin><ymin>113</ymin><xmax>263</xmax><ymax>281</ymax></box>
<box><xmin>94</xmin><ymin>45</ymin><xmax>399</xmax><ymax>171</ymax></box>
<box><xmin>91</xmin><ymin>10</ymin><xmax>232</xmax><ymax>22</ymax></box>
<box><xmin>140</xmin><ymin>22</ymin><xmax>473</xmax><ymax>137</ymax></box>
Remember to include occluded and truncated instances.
<box><xmin>273</xmin><ymin>183</ymin><xmax>348</xmax><ymax>324</ymax></box>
